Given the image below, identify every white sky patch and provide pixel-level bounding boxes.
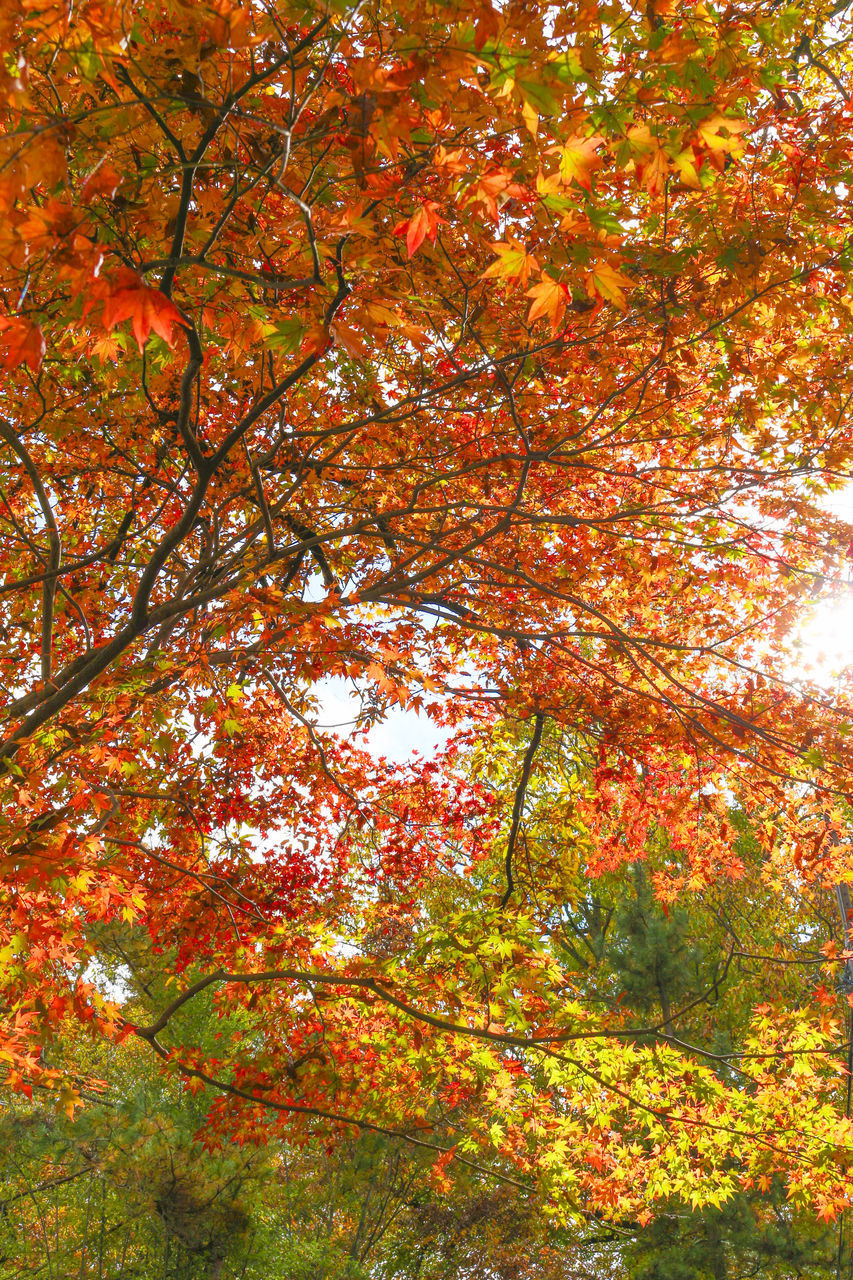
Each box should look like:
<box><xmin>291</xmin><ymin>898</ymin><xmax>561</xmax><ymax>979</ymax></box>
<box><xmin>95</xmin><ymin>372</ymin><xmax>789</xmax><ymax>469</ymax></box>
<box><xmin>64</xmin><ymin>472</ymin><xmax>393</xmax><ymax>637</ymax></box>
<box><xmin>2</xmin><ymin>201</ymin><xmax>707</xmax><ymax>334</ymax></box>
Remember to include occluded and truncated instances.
<box><xmin>312</xmin><ymin>674</ymin><xmax>450</xmax><ymax>763</ymax></box>
<box><xmin>789</xmin><ymin>483</ymin><xmax>853</xmax><ymax>685</ymax></box>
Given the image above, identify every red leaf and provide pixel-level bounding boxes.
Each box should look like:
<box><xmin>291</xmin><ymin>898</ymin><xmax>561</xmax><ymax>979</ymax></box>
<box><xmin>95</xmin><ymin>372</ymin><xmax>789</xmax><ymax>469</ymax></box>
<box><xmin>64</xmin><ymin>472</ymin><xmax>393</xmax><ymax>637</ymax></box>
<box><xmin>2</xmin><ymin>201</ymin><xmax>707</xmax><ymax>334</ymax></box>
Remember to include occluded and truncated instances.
<box><xmin>394</xmin><ymin>202</ymin><xmax>443</xmax><ymax>258</ymax></box>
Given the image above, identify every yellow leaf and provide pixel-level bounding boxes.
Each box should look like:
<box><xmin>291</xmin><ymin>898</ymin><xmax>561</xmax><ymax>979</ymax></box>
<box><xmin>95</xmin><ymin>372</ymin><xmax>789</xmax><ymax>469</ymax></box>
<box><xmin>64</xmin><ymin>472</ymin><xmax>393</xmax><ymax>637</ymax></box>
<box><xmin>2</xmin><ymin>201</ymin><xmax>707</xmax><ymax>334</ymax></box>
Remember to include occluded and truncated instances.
<box><xmin>364</xmin><ymin>302</ymin><xmax>402</xmax><ymax>327</ymax></box>
<box><xmin>482</xmin><ymin>240</ymin><xmax>540</xmax><ymax>287</ymax></box>
<box><xmin>586</xmin><ymin>263</ymin><xmax>634</xmax><ymax>311</ymax></box>
<box><xmin>626</xmin><ymin>124</ymin><xmax>656</xmax><ymax>153</ymax></box>
<box><xmin>535</xmin><ymin>168</ymin><xmax>561</xmax><ymax>197</ymax></box>
<box><xmin>557</xmin><ymin>134</ymin><xmax>604</xmax><ymax>191</ymax></box>
<box><xmin>673</xmin><ymin>148</ymin><xmax>702</xmax><ymax>188</ymax></box>
<box><xmin>58</xmin><ymin>1083</ymin><xmax>81</xmax><ymax>1121</ymax></box>
<box><xmin>521</xmin><ymin>99</ymin><xmax>539</xmax><ymax>137</ymax></box>
<box><xmin>697</xmin><ymin>114</ymin><xmax>748</xmax><ymax>155</ymax></box>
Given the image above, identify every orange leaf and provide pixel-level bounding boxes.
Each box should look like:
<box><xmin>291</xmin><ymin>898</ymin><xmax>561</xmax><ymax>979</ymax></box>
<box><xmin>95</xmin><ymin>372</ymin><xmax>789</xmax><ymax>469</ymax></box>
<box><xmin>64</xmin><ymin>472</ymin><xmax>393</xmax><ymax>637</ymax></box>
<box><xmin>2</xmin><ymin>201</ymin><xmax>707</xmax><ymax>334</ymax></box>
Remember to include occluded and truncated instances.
<box><xmin>0</xmin><ymin>315</ymin><xmax>46</xmax><ymax>373</ymax></box>
<box><xmin>697</xmin><ymin>114</ymin><xmax>748</xmax><ymax>156</ymax></box>
<box><xmin>81</xmin><ymin>161</ymin><xmax>122</xmax><ymax>203</ymax></box>
<box><xmin>301</xmin><ymin>324</ymin><xmax>332</xmax><ymax>357</ymax></box>
<box><xmin>332</xmin><ymin>320</ymin><xmax>368</xmax><ymax>358</ymax></box>
<box><xmin>474</xmin><ymin>1</ymin><xmax>500</xmax><ymax>49</ymax></box>
<box><xmin>525</xmin><ymin>277</ymin><xmax>567</xmax><ymax>332</ymax></box>
<box><xmin>101</xmin><ymin>271</ymin><xmax>185</xmax><ymax>350</ymax></box>
<box><xmin>626</xmin><ymin>126</ymin><xmax>669</xmax><ymax>194</ymax></box>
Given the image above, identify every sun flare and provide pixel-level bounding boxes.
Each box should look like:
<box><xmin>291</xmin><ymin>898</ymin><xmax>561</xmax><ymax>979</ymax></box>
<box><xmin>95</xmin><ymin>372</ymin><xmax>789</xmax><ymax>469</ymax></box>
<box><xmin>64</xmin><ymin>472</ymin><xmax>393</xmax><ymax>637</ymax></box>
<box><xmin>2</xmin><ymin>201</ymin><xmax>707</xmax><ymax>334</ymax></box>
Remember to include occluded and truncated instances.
<box><xmin>790</xmin><ymin>589</ymin><xmax>853</xmax><ymax>685</ymax></box>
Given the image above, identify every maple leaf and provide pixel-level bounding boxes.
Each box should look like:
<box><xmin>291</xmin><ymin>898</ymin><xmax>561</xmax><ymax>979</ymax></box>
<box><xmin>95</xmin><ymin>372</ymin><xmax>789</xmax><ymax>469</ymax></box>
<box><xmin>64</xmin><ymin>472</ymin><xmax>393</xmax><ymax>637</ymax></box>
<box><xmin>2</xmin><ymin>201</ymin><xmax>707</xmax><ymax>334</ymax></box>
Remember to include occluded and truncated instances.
<box><xmin>585</xmin><ymin>263</ymin><xmax>634</xmax><ymax>311</ymax></box>
<box><xmin>465</xmin><ymin>169</ymin><xmax>524</xmax><ymax>221</ymax></box>
<box><xmin>57</xmin><ymin>1081</ymin><xmax>81</xmax><ymax>1120</ymax></box>
<box><xmin>101</xmin><ymin>271</ymin><xmax>185</xmax><ymax>350</ymax></box>
<box><xmin>526</xmin><ymin>277</ymin><xmax>567</xmax><ymax>332</ymax></box>
<box><xmin>556</xmin><ymin>134</ymin><xmax>604</xmax><ymax>191</ymax></box>
<box><xmin>482</xmin><ymin>240</ymin><xmax>540</xmax><ymax>287</ymax></box>
<box><xmin>89</xmin><ymin>331</ymin><xmax>125</xmax><ymax>363</ymax></box>
<box><xmin>331</xmin><ymin>320</ymin><xmax>368</xmax><ymax>358</ymax></box>
<box><xmin>0</xmin><ymin>315</ymin><xmax>45</xmax><ymax>373</ymax></box>
<box><xmin>473</xmin><ymin>1</ymin><xmax>500</xmax><ymax>50</ymax></box>
<box><xmin>300</xmin><ymin>324</ymin><xmax>332</xmax><ymax>357</ymax></box>
<box><xmin>672</xmin><ymin>147</ymin><xmax>702</xmax><ymax>189</ymax></box>
<box><xmin>520</xmin><ymin>100</ymin><xmax>539</xmax><ymax>137</ymax></box>
<box><xmin>625</xmin><ymin>125</ymin><xmax>671</xmax><ymax>194</ymax></box>
<box><xmin>394</xmin><ymin>202</ymin><xmax>443</xmax><ymax>257</ymax></box>
<box><xmin>697</xmin><ymin>114</ymin><xmax>748</xmax><ymax>157</ymax></box>
<box><xmin>80</xmin><ymin>161</ymin><xmax>122</xmax><ymax>203</ymax></box>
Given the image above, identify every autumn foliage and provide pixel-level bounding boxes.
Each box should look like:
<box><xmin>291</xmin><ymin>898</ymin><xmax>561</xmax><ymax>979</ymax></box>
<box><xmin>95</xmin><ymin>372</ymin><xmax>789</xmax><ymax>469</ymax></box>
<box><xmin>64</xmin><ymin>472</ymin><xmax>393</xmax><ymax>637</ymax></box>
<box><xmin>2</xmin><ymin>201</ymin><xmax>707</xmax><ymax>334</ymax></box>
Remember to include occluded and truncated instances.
<box><xmin>2</xmin><ymin>0</ymin><xmax>853</xmax><ymax>1246</ymax></box>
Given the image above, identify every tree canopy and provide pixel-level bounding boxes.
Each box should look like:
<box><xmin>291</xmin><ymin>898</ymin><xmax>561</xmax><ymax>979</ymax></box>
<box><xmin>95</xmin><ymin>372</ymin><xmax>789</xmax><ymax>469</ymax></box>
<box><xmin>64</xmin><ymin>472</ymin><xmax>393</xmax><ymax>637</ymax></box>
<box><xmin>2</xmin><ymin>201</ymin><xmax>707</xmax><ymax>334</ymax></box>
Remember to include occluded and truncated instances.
<box><xmin>2</xmin><ymin>0</ymin><xmax>853</xmax><ymax>1271</ymax></box>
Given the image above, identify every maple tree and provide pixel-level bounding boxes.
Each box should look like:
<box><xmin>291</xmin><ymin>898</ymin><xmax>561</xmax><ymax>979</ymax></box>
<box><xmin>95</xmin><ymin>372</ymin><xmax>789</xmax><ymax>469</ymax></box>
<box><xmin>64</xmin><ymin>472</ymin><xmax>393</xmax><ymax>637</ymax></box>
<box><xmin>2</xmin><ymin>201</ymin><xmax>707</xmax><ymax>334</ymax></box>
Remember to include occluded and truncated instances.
<box><xmin>2</xmin><ymin>825</ymin><xmax>845</xmax><ymax>1278</ymax></box>
<box><xmin>2</xmin><ymin>0</ymin><xmax>853</xmax><ymax>1253</ymax></box>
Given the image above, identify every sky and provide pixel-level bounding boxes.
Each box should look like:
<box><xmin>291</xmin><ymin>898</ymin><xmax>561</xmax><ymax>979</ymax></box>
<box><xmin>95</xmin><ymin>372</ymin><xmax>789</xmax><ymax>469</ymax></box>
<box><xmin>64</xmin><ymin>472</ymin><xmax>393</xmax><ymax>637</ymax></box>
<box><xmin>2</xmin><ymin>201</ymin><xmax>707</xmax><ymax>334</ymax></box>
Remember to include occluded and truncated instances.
<box><xmin>313</xmin><ymin>674</ymin><xmax>451</xmax><ymax>764</ymax></box>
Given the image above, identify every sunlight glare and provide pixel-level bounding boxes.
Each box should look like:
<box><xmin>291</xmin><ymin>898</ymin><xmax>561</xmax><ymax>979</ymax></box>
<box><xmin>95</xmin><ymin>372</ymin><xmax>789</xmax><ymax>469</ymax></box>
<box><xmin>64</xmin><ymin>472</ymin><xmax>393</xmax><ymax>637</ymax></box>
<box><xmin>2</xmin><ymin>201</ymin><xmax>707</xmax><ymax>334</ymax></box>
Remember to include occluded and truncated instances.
<box><xmin>787</xmin><ymin>483</ymin><xmax>853</xmax><ymax>685</ymax></box>
<box><xmin>792</xmin><ymin>589</ymin><xmax>853</xmax><ymax>685</ymax></box>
